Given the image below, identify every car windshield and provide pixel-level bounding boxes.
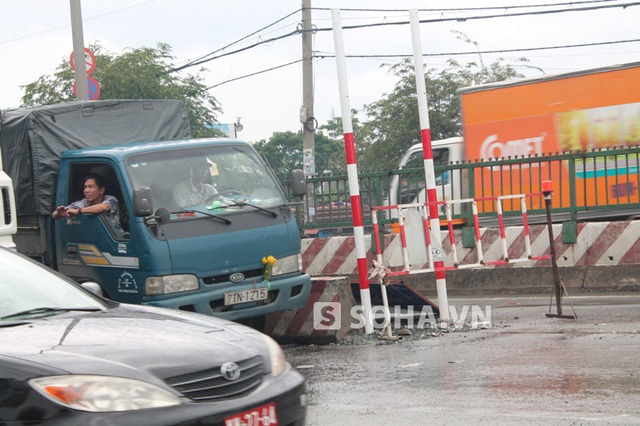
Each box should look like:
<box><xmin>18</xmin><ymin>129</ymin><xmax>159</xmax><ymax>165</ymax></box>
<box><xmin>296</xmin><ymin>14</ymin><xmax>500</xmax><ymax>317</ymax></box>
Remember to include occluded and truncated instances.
<box><xmin>125</xmin><ymin>144</ymin><xmax>286</xmax><ymax>213</ymax></box>
<box><xmin>0</xmin><ymin>250</ymin><xmax>105</xmax><ymax>321</ymax></box>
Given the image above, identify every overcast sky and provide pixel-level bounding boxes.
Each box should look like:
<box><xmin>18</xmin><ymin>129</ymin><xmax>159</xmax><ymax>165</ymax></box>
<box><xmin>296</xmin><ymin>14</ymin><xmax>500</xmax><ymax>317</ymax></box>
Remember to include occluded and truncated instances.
<box><xmin>2</xmin><ymin>0</ymin><xmax>640</xmax><ymax>142</ymax></box>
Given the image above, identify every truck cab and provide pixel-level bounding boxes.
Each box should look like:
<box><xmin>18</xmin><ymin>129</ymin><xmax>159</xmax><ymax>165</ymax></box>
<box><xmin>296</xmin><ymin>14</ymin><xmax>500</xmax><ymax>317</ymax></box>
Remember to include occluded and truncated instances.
<box><xmin>0</xmin><ymin>165</ymin><xmax>16</xmax><ymax>249</ymax></box>
<box><xmin>389</xmin><ymin>137</ymin><xmax>465</xmax><ymax>220</ymax></box>
<box><xmin>54</xmin><ymin>138</ymin><xmax>310</xmax><ymax>321</ymax></box>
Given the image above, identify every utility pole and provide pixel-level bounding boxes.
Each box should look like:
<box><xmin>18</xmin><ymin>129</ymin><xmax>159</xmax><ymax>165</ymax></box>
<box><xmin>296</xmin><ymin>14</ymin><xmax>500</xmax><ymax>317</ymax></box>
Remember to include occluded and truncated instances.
<box><xmin>70</xmin><ymin>0</ymin><xmax>89</xmax><ymax>101</ymax></box>
<box><xmin>301</xmin><ymin>0</ymin><xmax>315</xmax><ymax>176</ymax></box>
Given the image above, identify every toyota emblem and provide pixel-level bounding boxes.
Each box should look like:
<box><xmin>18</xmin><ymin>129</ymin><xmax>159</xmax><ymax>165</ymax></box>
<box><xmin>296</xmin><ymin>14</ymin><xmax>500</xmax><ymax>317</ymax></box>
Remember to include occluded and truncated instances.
<box><xmin>220</xmin><ymin>362</ymin><xmax>241</xmax><ymax>381</ymax></box>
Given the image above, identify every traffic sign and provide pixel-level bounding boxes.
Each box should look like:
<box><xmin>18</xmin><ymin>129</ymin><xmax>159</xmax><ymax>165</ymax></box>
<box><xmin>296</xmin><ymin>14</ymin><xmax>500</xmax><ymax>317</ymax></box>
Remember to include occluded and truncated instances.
<box><xmin>70</xmin><ymin>48</ymin><xmax>96</xmax><ymax>75</ymax></box>
<box><xmin>73</xmin><ymin>76</ymin><xmax>101</xmax><ymax>100</ymax></box>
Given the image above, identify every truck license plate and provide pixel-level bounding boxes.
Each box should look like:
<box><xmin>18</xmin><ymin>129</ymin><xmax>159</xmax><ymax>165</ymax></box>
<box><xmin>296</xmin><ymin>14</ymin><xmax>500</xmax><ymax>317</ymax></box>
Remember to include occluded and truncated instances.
<box><xmin>224</xmin><ymin>402</ymin><xmax>278</xmax><ymax>426</ymax></box>
<box><xmin>224</xmin><ymin>287</ymin><xmax>268</xmax><ymax>305</ymax></box>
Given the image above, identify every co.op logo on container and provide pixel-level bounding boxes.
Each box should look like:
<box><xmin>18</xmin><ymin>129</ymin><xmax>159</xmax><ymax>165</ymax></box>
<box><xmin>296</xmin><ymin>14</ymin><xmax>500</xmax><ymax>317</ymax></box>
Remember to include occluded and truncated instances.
<box><xmin>479</xmin><ymin>133</ymin><xmax>546</xmax><ymax>159</ymax></box>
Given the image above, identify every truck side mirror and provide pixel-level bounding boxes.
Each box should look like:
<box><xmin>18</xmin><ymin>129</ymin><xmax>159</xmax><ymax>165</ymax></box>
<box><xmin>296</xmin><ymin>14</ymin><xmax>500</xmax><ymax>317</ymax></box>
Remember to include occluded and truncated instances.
<box><xmin>154</xmin><ymin>207</ymin><xmax>171</xmax><ymax>224</ymax></box>
<box><xmin>290</xmin><ymin>169</ymin><xmax>306</xmax><ymax>198</ymax></box>
<box><xmin>133</xmin><ymin>187</ymin><xmax>154</xmax><ymax>217</ymax></box>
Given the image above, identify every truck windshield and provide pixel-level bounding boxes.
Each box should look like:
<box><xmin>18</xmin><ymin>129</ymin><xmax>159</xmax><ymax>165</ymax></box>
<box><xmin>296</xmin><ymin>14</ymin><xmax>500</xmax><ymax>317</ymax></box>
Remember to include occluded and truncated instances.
<box><xmin>125</xmin><ymin>145</ymin><xmax>286</xmax><ymax>213</ymax></box>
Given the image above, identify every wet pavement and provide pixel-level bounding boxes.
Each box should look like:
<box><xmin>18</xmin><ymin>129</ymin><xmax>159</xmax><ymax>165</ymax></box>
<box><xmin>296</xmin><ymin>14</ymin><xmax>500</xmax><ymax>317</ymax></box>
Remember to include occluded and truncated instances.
<box><xmin>284</xmin><ymin>293</ymin><xmax>640</xmax><ymax>425</ymax></box>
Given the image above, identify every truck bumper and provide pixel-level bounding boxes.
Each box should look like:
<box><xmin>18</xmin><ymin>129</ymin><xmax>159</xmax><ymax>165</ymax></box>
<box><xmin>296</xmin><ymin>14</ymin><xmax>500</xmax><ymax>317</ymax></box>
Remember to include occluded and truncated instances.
<box><xmin>143</xmin><ymin>273</ymin><xmax>311</xmax><ymax>321</ymax></box>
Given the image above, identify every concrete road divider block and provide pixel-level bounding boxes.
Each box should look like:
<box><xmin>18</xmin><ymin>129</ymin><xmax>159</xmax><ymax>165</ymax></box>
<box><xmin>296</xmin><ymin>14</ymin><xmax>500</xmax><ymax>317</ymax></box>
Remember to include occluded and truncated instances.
<box><xmin>264</xmin><ymin>276</ymin><xmax>360</xmax><ymax>344</ymax></box>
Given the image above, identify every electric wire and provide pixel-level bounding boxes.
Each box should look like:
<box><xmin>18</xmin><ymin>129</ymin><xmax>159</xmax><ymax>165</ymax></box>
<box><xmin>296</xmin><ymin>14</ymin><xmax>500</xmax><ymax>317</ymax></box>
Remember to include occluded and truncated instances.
<box><xmin>175</xmin><ymin>9</ymin><xmax>302</xmax><ymax>71</ymax></box>
<box><xmin>173</xmin><ymin>1</ymin><xmax>639</xmax><ymax>74</ymax></box>
<box><xmin>208</xmin><ymin>37</ymin><xmax>640</xmax><ymax>90</ymax></box>
<box><xmin>313</xmin><ymin>38</ymin><xmax>640</xmax><ymax>59</ymax></box>
<box><xmin>205</xmin><ymin>59</ymin><xmax>301</xmax><ymax>89</ymax></box>
<box><xmin>312</xmin><ymin>0</ymin><xmax>627</xmax><ymax>13</ymax></box>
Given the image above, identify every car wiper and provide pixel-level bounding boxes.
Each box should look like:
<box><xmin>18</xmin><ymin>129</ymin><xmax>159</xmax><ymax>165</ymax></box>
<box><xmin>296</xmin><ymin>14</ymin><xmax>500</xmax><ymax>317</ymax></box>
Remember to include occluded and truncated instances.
<box><xmin>172</xmin><ymin>209</ymin><xmax>232</xmax><ymax>225</ymax></box>
<box><xmin>215</xmin><ymin>200</ymin><xmax>278</xmax><ymax>218</ymax></box>
<box><xmin>1</xmin><ymin>306</ymin><xmax>103</xmax><ymax>320</ymax></box>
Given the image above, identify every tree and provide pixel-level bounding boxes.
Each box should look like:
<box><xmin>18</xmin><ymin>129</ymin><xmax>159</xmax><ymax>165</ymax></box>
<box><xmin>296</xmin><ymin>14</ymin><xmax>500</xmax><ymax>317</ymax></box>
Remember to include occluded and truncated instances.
<box><xmin>317</xmin><ymin>113</ymin><xmax>366</xmax><ymax>175</ymax></box>
<box><xmin>357</xmin><ymin>57</ymin><xmax>527</xmax><ymax>171</ymax></box>
<box><xmin>20</xmin><ymin>42</ymin><xmax>222</xmax><ymax>138</ymax></box>
<box><xmin>254</xmin><ymin>130</ymin><xmax>344</xmax><ymax>182</ymax></box>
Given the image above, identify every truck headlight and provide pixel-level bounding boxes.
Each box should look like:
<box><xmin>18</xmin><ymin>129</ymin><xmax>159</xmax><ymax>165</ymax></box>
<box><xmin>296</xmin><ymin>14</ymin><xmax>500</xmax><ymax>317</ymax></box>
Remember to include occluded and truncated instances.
<box><xmin>145</xmin><ymin>274</ymin><xmax>199</xmax><ymax>295</ymax></box>
<box><xmin>271</xmin><ymin>254</ymin><xmax>302</xmax><ymax>277</ymax></box>
<box><xmin>30</xmin><ymin>375</ymin><xmax>180</xmax><ymax>412</ymax></box>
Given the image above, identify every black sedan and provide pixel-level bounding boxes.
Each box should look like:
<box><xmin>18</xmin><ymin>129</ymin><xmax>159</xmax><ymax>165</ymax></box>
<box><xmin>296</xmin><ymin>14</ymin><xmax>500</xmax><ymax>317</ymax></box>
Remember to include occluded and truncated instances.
<box><xmin>0</xmin><ymin>248</ymin><xmax>306</xmax><ymax>425</ymax></box>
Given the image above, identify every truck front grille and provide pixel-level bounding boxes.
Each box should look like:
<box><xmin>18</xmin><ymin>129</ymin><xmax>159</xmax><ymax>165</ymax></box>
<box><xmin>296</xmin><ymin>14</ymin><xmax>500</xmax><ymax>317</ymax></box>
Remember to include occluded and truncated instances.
<box><xmin>202</xmin><ymin>268</ymin><xmax>264</xmax><ymax>285</ymax></box>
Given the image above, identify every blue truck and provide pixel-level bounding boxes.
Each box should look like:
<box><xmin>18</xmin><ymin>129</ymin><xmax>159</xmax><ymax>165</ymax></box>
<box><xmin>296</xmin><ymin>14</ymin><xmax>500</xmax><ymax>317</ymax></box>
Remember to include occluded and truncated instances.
<box><xmin>0</xmin><ymin>100</ymin><xmax>310</xmax><ymax>322</ymax></box>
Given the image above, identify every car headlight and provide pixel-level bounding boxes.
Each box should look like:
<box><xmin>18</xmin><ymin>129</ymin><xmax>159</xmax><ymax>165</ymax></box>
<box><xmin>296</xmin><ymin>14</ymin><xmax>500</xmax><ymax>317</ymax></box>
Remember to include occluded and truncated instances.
<box><xmin>262</xmin><ymin>334</ymin><xmax>287</xmax><ymax>377</ymax></box>
<box><xmin>145</xmin><ymin>274</ymin><xmax>199</xmax><ymax>295</ymax></box>
<box><xmin>271</xmin><ymin>254</ymin><xmax>302</xmax><ymax>277</ymax></box>
<box><xmin>29</xmin><ymin>375</ymin><xmax>181</xmax><ymax>412</ymax></box>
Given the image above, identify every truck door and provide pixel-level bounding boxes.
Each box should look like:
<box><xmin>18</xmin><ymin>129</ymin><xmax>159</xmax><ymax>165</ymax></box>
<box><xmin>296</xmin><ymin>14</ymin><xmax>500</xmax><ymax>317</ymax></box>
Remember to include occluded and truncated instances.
<box><xmin>56</xmin><ymin>162</ymin><xmax>141</xmax><ymax>302</ymax></box>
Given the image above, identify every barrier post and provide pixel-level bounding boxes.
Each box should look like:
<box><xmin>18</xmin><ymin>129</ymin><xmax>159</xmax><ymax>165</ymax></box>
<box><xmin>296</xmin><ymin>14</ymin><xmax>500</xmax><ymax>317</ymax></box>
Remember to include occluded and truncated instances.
<box><xmin>410</xmin><ymin>9</ymin><xmax>449</xmax><ymax>322</ymax></box>
<box><xmin>331</xmin><ymin>9</ymin><xmax>374</xmax><ymax>333</ymax></box>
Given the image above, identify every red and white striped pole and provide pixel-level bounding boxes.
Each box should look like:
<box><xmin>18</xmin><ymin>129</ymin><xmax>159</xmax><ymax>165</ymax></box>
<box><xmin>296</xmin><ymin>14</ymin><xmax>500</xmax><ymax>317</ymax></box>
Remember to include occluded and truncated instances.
<box><xmin>331</xmin><ymin>9</ymin><xmax>373</xmax><ymax>334</ymax></box>
<box><xmin>410</xmin><ymin>9</ymin><xmax>450</xmax><ymax>322</ymax></box>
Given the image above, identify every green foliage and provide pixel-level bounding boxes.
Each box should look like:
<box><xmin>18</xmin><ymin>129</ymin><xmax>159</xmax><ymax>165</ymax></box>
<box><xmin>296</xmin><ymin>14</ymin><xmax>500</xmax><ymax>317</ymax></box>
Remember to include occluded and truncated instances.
<box><xmin>253</xmin><ymin>130</ymin><xmax>344</xmax><ymax>181</ymax></box>
<box><xmin>318</xmin><ymin>113</ymin><xmax>366</xmax><ymax>175</ymax></box>
<box><xmin>20</xmin><ymin>42</ymin><xmax>222</xmax><ymax>138</ymax></box>
<box><xmin>253</xmin><ymin>131</ymin><xmax>301</xmax><ymax>182</ymax></box>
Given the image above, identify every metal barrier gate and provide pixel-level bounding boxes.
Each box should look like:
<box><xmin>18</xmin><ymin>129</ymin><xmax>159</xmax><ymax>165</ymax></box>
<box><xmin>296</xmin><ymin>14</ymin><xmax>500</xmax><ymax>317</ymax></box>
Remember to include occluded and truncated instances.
<box><xmin>370</xmin><ymin>192</ymin><xmax>551</xmax><ymax>280</ymax></box>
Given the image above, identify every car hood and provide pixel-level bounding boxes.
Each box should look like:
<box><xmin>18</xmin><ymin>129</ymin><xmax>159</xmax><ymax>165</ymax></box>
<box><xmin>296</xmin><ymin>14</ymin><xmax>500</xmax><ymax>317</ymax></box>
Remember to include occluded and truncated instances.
<box><xmin>1</xmin><ymin>305</ymin><xmax>268</xmax><ymax>383</ymax></box>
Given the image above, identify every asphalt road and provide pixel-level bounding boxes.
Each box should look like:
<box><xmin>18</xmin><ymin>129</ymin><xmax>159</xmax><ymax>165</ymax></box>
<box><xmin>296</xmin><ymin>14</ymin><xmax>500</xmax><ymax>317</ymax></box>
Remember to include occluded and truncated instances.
<box><xmin>284</xmin><ymin>292</ymin><xmax>640</xmax><ymax>425</ymax></box>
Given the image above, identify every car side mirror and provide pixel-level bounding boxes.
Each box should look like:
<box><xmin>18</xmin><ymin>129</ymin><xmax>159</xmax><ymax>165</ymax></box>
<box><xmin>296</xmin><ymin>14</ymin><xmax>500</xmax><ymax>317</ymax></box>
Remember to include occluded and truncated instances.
<box><xmin>290</xmin><ymin>169</ymin><xmax>306</xmax><ymax>198</ymax></box>
<box><xmin>133</xmin><ymin>187</ymin><xmax>154</xmax><ymax>217</ymax></box>
<box><xmin>81</xmin><ymin>281</ymin><xmax>104</xmax><ymax>297</ymax></box>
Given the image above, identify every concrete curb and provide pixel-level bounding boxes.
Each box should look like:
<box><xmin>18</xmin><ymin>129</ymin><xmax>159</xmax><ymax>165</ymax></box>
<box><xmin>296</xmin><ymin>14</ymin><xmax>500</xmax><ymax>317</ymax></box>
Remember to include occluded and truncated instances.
<box><xmin>354</xmin><ymin>265</ymin><xmax>640</xmax><ymax>298</ymax></box>
<box><xmin>301</xmin><ymin>220</ymin><xmax>640</xmax><ymax>295</ymax></box>
<box><xmin>264</xmin><ymin>276</ymin><xmax>359</xmax><ymax>344</ymax></box>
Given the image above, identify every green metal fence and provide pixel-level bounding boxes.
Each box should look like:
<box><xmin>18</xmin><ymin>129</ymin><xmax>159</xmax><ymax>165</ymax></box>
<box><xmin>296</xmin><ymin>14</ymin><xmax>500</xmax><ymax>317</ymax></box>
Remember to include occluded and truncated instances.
<box><xmin>285</xmin><ymin>146</ymin><xmax>640</xmax><ymax>236</ymax></box>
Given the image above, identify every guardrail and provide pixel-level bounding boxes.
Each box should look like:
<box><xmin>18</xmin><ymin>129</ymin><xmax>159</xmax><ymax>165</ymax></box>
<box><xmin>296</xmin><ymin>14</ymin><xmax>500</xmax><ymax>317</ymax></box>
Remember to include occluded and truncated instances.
<box><xmin>285</xmin><ymin>146</ymin><xmax>640</xmax><ymax>236</ymax></box>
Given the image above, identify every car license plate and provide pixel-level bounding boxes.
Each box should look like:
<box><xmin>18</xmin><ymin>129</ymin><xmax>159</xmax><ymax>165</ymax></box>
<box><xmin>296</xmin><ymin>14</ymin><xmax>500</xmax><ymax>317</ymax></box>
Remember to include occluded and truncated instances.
<box><xmin>224</xmin><ymin>287</ymin><xmax>268</xmax><ymax>306</ymax></box>
<box><xmin>224</xmin><ymin>402</ymin><xmax>278</xmax><ymax>426</ymax></box>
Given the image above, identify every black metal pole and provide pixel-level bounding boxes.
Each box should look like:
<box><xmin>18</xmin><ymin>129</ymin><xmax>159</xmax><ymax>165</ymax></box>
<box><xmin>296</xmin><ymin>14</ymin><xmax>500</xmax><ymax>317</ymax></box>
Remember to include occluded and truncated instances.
<box><xmin>543</xmin><ymin>181</ymin><xmax>563</xmax><ymax>315</ymax></box>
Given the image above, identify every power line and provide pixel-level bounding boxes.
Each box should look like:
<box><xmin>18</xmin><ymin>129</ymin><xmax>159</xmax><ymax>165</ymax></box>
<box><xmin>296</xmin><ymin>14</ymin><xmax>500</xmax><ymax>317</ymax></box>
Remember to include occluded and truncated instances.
<box><xmin>174</xmin><ymin>1</ymin><xmax>639</xmax><ymax>73</ymax></box>
<box><xmin>176</xmin><ymin>9</ymin><xmax>302</xmax><ymax>71</ymax></box>
<box><xmin>0</xmin><ymin>0</ymin><xmax>616</xmax><ymax>46</ymax></box>
<box><xmin>313</xmin><ymin>1</ymin><xmax>640</xmax><ymax>32</ymax></box>
<box><xmin>205</xmin><ymin>59</ymin><xmax>302</xmax><ymax>90</ymax></box>
<box><xmin>313</xmin><ymin>38</ymin><xmax>640</xmax><ymax>59</ymax></box>
<box><xmin>205</xmin><ymin>37</ymin><xmax>640</xmax><ymax>90</ymax></box>
<box><xmin>0</xmin><ymin>0</ymin><xmax>157</xmax><ymax>45</ymax></box>
<box><xmin>170</xmin><ymin>28</ymin><xmax>300</xmax><ymax>73</ymax></box>
<box><xmin>311</xmin><ymin>0</ymin><xmax>625</xmax><ymax>13</ymax></box>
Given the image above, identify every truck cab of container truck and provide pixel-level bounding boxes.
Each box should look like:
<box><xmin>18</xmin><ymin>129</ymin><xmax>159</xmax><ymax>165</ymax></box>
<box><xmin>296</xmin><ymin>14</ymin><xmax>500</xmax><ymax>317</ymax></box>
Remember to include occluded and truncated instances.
<box><xmin>389</xmin><ymin>137</ymin><xmax>465</xmax><ymax>217</ymax></box>
<box><xmin>54</xmin><ymin>138</ymin><xmax>310</xmax><ymax>322</ymax></box>
<box><xmin>0</xmin><ymin>155</ymin><xmax>17</xmax><ymax>249</ymax></box>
